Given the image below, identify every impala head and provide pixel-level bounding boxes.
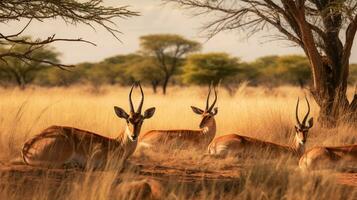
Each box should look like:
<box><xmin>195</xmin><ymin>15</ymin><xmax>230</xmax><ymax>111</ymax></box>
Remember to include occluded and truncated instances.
<box><xmin>294</xmin><ymin>97</ymin><xmax>313</xmax><ymax>145</ymax></box>
<box><xmin>191</xmin><ymin>84</ymin><xmax>218</xmax><ymax>129</ymax></box>
<box><xmin>114</xmin><ymin>83</ymin><xmax>156</xmax><ymax>141</ymax></box>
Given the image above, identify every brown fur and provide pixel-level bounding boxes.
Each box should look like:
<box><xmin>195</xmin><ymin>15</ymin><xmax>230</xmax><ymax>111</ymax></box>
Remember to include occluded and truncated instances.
<box><xmin>208</xmin><ymin>133</ymin><xmax>305</xmax><ymax>159</ymax></box>
<box><xmin>139</xmin><ymin>116</ymin><xmax>216</xmax><ymax>151</ymax></box>
<box><xmin>299</xmin><ymin>144</ymin><xmax>357</xmax><ymax>170</ymax></box>
<box><xmin>22</xmin><ymin>125</ymin><xmax>136</xmax><ymax>168</ymax></box>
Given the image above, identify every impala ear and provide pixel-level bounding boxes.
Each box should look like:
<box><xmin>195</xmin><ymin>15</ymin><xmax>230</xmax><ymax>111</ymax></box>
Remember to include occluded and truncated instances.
<box><xmin>144</xmin><ymin>107</ymin><xmax>156</xmax><ymax>119</ymax></box>
<box><xmin>191</xmin><ymin>106</ymin><xmax>204</xmax><ymax>115</ymax></box>
<box><xmin>114</xmin><ymin>106</ymin><xmax>129</xmax><ymax>119</ymax></box>
<box><xmin>307</xmin><ymin>117</ymin><xmax>314</xmax><ymax>128</ymax></box>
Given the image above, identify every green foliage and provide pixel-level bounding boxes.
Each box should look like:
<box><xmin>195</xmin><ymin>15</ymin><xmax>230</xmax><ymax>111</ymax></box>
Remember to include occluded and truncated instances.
<box><xmin>139</xmin><ymin>34</ymin><xmax>201</xmax><ymax>94</ymax></box>
<box><xmin>128</xmin><ymin>58</ymin><xmax>163</xmax><ymax>82</ymax></box>
<box><xmin>183</xmin><ymin>53</ymin><xmax>240</xmax><ymax>85</ymax></box>
<box><xmin>0</xmin><ymin>42</ymin><xmax>59</xmax><ymax>88</ymax></box>
<box><xmin>248</xmin><ymin>55</ymin><xmax>311</xmax><ymax>86</ymax></box>
<box><xmin>140</xmin><ymin>34</ymin><xmax>201</xmax><ymax>56</ymax></box>
<box><xmin>1</xmin><ymin>41</ymin><xmax>354</xmax><ymax>89</ymax></box>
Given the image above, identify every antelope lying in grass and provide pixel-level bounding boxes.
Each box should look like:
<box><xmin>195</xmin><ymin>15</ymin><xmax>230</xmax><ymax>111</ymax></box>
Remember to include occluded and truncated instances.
<box><xmin>208</xmin><ymin>97</ymin><xmax>313</xmax><ymax>159</ymax></box>
<box><xmin>139</xmin><ymin>85</ymin><xmax>218</xmax><ymax>151</ymax></box>
<box><xmin>22</xmin><ymin>83</ymin><xmax>155</xmax><ymax>169</ymax></box>
<box><xmin>299</xmin><ymin>144</ymin><xmax>357</xmax><ymax>171</ymax></box>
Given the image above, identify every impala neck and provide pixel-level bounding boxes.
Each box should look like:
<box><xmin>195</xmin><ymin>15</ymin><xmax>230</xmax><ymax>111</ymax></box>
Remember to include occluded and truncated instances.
<box><xmin>117</xmin><ymin>125</ymin><xmax>138</xmax><ymax>146</ymax></box>
<box><xmin>201</xmin><ymin>117</ymin><xmax>216</xmax><ymax>142</ymax></box>
<box><xmin>293</xmin><ymin>136</ymin><xmax>305</xmax><ymax>157</ymax></box>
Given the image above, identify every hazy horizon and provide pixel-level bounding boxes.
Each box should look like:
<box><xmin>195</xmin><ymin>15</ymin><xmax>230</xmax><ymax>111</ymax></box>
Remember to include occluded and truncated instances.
<box><xmin>1</xmin><ymin>0</ymin><xmax>356</xmax><ymax>64</ymax></box>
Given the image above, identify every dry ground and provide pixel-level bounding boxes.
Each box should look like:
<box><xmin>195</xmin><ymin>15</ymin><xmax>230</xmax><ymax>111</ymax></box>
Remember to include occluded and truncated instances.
<box><xmin>0</xmin><ymin>85</ymin><xmax>356</xmax><ymax>199</ymax></box>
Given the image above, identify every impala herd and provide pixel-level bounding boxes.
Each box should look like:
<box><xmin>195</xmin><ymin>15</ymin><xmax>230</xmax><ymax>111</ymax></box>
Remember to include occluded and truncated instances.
<box><xmin>21</xmin><ymin>83</ymin><xmax>357</xmax><ymax>171</ymax></box>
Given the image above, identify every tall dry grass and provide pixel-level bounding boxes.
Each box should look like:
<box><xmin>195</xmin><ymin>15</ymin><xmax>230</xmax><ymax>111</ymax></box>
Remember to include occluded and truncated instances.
<box><xmin>0</xmin><ymin>85</ymin><xmax>356</xmax><ymax>200</ymax></box>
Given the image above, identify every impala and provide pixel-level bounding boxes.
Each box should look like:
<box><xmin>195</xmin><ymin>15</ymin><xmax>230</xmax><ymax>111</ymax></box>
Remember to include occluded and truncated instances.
<box><xmin>139</xmin><ymin>85</ymin><xmax>218</xmax><ymax>151</ymax></box>
<box><xmin>208</xmin><ymin>97</ymin><xmax>313</xmax><ymax>159</ymax></box>
<box><xmin>299</xmin><ymin>144</ymin><xmax>357</xmax><ymax>171</ymax></box>
<box><xmin>22</xmin><ymin>83</ymin><xmax>155</xmax><ymax>169</ymax></box>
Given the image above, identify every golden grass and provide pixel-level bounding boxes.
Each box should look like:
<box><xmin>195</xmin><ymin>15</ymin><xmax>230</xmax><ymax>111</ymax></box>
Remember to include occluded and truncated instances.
<box><xmin>0</xmin><ymin>85</ymin><xmax>356</xmax><ymax>200</ymax></box>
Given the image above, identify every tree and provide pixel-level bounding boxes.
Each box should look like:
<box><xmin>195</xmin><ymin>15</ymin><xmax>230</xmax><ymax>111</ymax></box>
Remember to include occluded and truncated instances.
<box><xmin>139</xmin><ymin>34</ymin><xmax>201</xmax><ymax>94</ymax></box>
<box><xmin>166</xmin><ymin>0</ymin><xmax>357</xmax><ymax>126</ymax></box>
<box><xmin>0</xmin><ymin>41</ymin><xmax>59</xmax><ymax>89</ymax></box>
<box><xmin>35</xmin><ymin>67</ymin><xmax>84</xmax><ymax>87</ymax></box>
<box><xmin>250</xmin><ymin>55</ymin><xmax>311</xmax><ymax>87</ymax></box>
<box><xmin>0</xmin><ymin>0</ymin><xmax>138</xmax><ymax>68</ymax></box>
<box><xmin>125</xmin><ymin>57</ymin><xmax>164</xmax><ymax>93</ymax></box>
<box><xmin>183</xmin><ymin>53</ymin><xmax>240</xmax><ymax>94</ymax></box>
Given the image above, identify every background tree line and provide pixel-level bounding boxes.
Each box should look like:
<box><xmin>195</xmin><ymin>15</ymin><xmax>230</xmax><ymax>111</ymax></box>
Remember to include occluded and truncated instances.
<box><xmin>2</xmin><ymin>0</ymin><xmax>357</xmax><ymax>127</ymax></box>
<box><xmin>1</xmin><ymin>35</ymin><xmax>356</xmax><ymax>94</ymax></box>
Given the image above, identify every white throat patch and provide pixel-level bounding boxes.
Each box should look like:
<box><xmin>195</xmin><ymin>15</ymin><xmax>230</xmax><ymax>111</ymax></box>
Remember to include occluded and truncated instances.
<box><xmin>125</xmin><ymin>126</ymin><xmax>135</xmax><ymax>141</ymax></box>
<box><xmin>202</xmin><ymin>127</ymin><xmax>209</xmax><ymax>134</ymax></box>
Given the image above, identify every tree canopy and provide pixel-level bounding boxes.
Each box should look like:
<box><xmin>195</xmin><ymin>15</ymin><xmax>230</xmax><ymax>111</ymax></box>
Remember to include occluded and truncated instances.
<box><xmin>183</xmin><ymin>53</ymin><xmax>240</xmax><ymax>85</ymax></box>
<box><xmin>140</xmin><ymin>34</ymin><xmax>201</xmax><ymax>94</ymax></box>
<box><xmin>0</xmin><ymin>40</ymin><xmax>59</xmax><ymax>89</ymax></box>
<box><xmin>165</xmin><ymin>0</ymin><xmax>357</xmax><ymax>126</ymax></box>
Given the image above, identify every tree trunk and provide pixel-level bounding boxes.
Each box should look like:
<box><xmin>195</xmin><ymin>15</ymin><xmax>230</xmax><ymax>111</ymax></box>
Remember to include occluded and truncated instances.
<box><xmin>162</xmin><ymin>76</ymin><xmax>170</xmax><ymax>95</ymax></box>
<box><xmin>12</xmin><ymin>72</ymin><xmax>26</xmax><ymax>90</ymax></box>
<box><xmin>311</xmin><ymin>60</ymin><xmax>357</xmax><ymax>127</ymax></box>
<box><xmin>151</xmin><ymin>80</ymin><xmax>159</xmax><ymax>94</ymax></box>
<box><xmin>292</xmin><ymin>9</ymin><xmax>357</xmax><ymax>127</ymax></box>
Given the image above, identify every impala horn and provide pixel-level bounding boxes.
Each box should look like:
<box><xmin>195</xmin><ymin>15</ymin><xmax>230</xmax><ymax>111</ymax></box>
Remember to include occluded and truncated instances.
<box><xmin>295</xmin><ymin>97</ymin><xmax>302</xmax><ymax>126</ymax></box>
<box><xmin>205</xmin><ymin>83</ymin><xmax>212</xmax><ymax>111</ymax></box>
<box><xmin>129</xmin><ymin>83</ymin><xmax>135</xmax><ymax>114</ymax></box>
<box><xmin>301</xmin><ymin>96</ymin><xmax>311</xmax><ymax>126</ymax></box>
<box><xmin>208</xmin><ymin>86</ymin><xmax>217</xmax><ymax>112</ymax></box>
<box><xmin>137</xmin><ymin>82</ymin><xmax>144</xmax><ymax>114</ymax></box>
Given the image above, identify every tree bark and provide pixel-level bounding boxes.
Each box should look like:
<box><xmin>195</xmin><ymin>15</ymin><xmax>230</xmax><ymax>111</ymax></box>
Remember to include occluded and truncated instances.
<box><xmin>162</xmin><ymin>76</ymin><xmax>170</xmax><ymax>95</ymax></box>
<box><xmin>311</xmin><ymin>59</ymin><xmax>357</xmax><ymax>127</ymax></box>
<box><xmin>12</xmin><ymin>71</ymin><xmax>26</xmax><ymax>90</ymax></box>
<box><xmin>151</xmin><ymin>80</ymin><xmax>159</xmax><ymax>94</ymax></box>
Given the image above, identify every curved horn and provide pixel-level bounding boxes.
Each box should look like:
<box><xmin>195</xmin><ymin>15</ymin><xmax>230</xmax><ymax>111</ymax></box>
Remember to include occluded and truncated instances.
<box><xmin>295</xmin><ymin>97</ymin><xmax>301</xmax><ymax>125</ymax></box>
<box><xmin>208</xmin><ymin>86</ymin><xmax>217</xmax><ymax>112</ymax></box>
<box><xmin>205</xmin><ymin>83</ymin><xmax>212</xmax><ymax>110</ymax></box>
<box><xmin>129</xmin><ymin>83</ymin><xmax>135</xmax><ymax>114</ymax></box>
<box><xmin>302</xmin><ymin>96</ymin><xmax>311</xmax><ymax>125</ymax></box>
<box><xmin>137</xmin><ymin>82</ymin><xmax>144</xmax><ymax>113</ymax></box>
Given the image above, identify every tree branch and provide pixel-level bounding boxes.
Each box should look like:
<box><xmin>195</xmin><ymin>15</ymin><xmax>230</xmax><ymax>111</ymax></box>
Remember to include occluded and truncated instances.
<box><xmin>343</xmin><ymin>14</ymin><xmax>357</xmax><ymax>67</ymax></box>
<box><xmin>0</xmin><ymin>0</ymin><xmax>139</xmax><ymax>68</ymax></box>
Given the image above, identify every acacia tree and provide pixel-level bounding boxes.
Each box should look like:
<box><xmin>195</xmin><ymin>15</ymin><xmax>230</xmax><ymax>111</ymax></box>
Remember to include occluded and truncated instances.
<box><xmin>140</xmin><ymin>34</ymin><xmax>201</xmax><ymax>94</ymax></box>
<box><xmin>0</xmin><ymin>0</ymin><xmax>138</xmax><ymax>68</ymax></box>
<box><xmin>166</xmin><ymin>0</ymin><xmax>357</xmax><ymax>126</ymax></box>
<box><xmin>125</xmin><ymin>57</ymin><xmax>164</xmax><ymax>93</ymax></box>
<box><xmin>0</xmin><ymin>41</ymin><xmax>59</xmax><ymax>89</ymax></box>
<box><xmin>183</xmin><ymin>53</ymin><xmax>240</xmax><ymax>95</ymax></box>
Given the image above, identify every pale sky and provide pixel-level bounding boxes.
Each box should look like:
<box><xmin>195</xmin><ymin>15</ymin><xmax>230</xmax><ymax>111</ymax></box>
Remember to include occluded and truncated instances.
<box><xmin>1</xmin><ymin>0</ymin><xmax>357</xmax><ymax>64</ymax></box>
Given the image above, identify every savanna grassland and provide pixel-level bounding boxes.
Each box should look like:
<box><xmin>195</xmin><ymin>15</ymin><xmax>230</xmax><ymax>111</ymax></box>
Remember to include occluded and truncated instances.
<box><xmin>0</xmin><ymin>85</ymin><xmax>356</xmax><ymax>200</ymax></box>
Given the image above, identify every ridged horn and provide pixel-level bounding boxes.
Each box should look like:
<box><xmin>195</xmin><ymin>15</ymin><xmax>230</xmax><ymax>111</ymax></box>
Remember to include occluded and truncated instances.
<box><xmin>129</xmin><ymin>83</ymin><xmax>135</xmax><ymax>114</ymax></box>
<box><xmin>137</xmin><ymin>82</ymin><xmax>144</xmax><ymax>113</ymax></box>
<box><xmin>208</xmin><ymin>86</ymin><xmax>217</xmax><ymax>112</ymax></box>
<box><xmin>302</xmin><ymin>96</ymin><xmax>311</xmax><ymax>125</ymax></box>
<box><xmin>295</xmin><ymin>97</ymin><xmax>301</xmax><ymax>126</ymax></box>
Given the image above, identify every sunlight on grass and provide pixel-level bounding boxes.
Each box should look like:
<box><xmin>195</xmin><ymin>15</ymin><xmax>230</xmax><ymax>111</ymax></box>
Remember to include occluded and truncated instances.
<box><xmin>0</xmin><ymin>85</ymin><xmax>356</xmax><ymax>199</ymax></box>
